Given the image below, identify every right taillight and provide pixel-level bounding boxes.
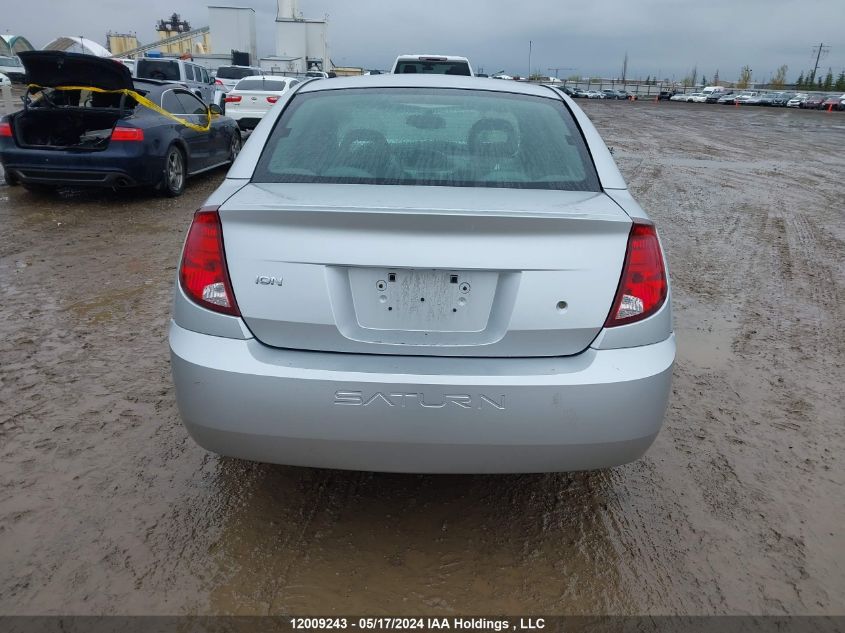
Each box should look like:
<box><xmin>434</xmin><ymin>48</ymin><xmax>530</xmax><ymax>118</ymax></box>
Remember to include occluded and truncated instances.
<box><xmin>179</xmin><ymin>207</ymin><xmax>240</xmax><ymax>316</ymax></box>
<box><xmin>0</xmin><ymin>121</ymin><xmax>12</xmax><ymax>137</ymax></box>
<box><xmin>605</xmin><ymin>220</ymin><xmax>668</xmax><ymax>327</ymax></box>
<box><xmin>111</xmin><ymin>126</ymin><xmax>144</xmax><ymax>142</ymax></box>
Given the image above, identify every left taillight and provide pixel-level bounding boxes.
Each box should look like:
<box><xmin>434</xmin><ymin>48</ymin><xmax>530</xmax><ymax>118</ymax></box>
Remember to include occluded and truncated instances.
<box><xmin>111</xmin><ymin>126</ymin><xmax>144</xmax><ymax>142</ymax></box>
<box><xmin>179</xmin><ymin>207</ymin><xmax>240</xmax><ymax>316</ymax></box>
<box><xmin>0</xmin><ymin>121</ymin><xmax>12</xmax><ymax>137</ymax></box>
<box><xmin>605</xmin><ymin>220</ymin><xmax>668</xmax><ymax>327</ymax></box>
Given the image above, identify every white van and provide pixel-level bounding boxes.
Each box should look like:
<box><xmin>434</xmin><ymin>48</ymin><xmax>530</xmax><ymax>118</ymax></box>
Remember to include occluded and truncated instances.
<box><xmin>701</xmin><ymin>86</ymin><xmax>728</xmax><ymax>96</ymax></box>
<box><xmin>136</xmin><ymin>58</ymin><xmax>215</xmax><ymax>104</ymax></box>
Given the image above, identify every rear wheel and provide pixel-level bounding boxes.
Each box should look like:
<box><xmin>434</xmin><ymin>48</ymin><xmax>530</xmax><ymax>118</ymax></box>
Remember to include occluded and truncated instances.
<box><xmin>3</xmin><ymin>168</ymin><xmax>19</xmax><ymax>186</ymax></box>
<box><xmin>160</xmin><ymin>146</ymin><xmax>186</xmax><ymax>197</ymax></box>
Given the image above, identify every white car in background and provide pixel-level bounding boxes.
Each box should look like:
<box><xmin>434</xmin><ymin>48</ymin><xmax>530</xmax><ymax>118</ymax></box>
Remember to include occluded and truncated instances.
<box><xmin>213</xmin><ymin>65</ymin><xmax>264</xmax><ymax>94</ymax></box>
<box><xmin>786</xmin><ymin>93</ymin><xmax>808</xmax><ymax>108</ymax></box>
<box><xmin>0</xmin><ymin>72</ymin><xmax>10</xmax><ymax>87</ymax></box>
<box><xmin>0</xmin><ymin>56</ymin><xmax>24</xmax><ymax>83</ymax></box>
<box><xmin>224</xmin><ymin>75</ymin><xmax>302</xmax><ymax>130</ymax></box>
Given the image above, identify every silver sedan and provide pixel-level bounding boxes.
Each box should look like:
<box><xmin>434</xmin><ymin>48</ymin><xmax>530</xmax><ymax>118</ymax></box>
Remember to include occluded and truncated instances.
<box><xmin>169</xmin><ymin>74</ymin><xmax>674</xmax><ymax>473</ymax></box>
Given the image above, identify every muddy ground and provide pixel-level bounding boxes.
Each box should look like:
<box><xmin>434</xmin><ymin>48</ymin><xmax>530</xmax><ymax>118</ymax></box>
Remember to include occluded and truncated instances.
<box><xmin>0</xmin><ymin>102</ymin><xmax>843</xmax><ymax>615</ymax></box>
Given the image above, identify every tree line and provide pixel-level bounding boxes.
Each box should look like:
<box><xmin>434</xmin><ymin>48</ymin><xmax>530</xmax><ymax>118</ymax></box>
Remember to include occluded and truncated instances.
<box><xmin>794</xmin><ymin>67</ymin><xmax>845</xmax><ymax>91</ymax></box>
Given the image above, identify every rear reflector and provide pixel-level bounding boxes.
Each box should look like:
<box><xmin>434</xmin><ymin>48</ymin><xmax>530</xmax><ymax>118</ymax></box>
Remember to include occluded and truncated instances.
<box><xmin>179</xmin><ymin>207</ymin><xmax>240</xmax><ymax>316</ymax></box>
<box><xmin>605</xmin><ymin>220</ymin><xmax>668</xmax><ymax>327</ymax></box>
<box><xmin>111</xmin><ymin>126</ymin><xmax>144</xmax><ymax>142</ymax></box>
<box><xmin>266</xmin><ymin>96</ymin><xmax>279</xmax><ymax>104</ymax></box>
<box><xmin>225</xmin><ymin>95</ymin><xmax>242</xmax><ymax>103</ymax></box>
<box><xmin>0</xmin><ymin>121</ymin><xmax>11</xmax><ymax>137</ymax></box>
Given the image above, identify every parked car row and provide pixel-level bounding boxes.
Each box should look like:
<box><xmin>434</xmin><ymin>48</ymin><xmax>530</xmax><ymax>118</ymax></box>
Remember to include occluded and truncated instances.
<box><xmin>666</xmin><ymin>88</ymin><xmax>845</xmax><ymax>110</ymax></box>
<box><xmin>552</xmin><ymin>86</ymin><xmax>637</xmax><ymax>100</ymax></box>
<box><xmin>541</xmin><ymin>84</ymin><xmax>845</xmax><ymax>111</ymax></box>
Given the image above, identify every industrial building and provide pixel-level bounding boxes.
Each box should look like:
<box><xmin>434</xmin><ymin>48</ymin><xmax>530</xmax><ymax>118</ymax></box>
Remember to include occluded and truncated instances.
<box><xmin>155</xmin><ymin>13</ymin><xmax>210</xmax><ymax>55</ymax></box>
<box><xmin>208</xmin><ymin>6</ymin><xmax>257</xmax><ymax>62</ymax></box>
<box><xmin>16</xmin><ymin>1</ymin><xmax>332</xmax><ymax>77</ymax></box>
<box><xmin>262</xmin><ymin>0</ymin><xmax>329</xmax><ymax>74</ymax></box>
<box><xmin>0</xmin><ymin>35</ymin><xmax>35</xmax><ymax>56</ymax></box>
<box><xmin>106</xmin><ymin>32</ymin><xmax>140</xmax><ymax>56</ymax></box>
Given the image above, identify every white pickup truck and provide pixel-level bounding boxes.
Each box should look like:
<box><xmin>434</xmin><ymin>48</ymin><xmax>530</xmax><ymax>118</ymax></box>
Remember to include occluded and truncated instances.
<box><xmin>391</xmin><ymin>55</ymin><xmax>474</xmax><ymax>76</ymax></box>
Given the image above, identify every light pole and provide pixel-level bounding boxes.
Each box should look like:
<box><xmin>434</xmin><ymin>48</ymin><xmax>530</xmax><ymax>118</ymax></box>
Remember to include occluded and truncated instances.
<box><xmin>528</xmin><ymin>41</ymin><xmax>532</xmax><ymax>80</ymax></box>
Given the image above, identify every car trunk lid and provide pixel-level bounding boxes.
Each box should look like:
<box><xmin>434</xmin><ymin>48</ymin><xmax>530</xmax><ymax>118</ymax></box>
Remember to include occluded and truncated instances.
<box><xmin>219</xmin><ymin>184</ymin><xmax>632</xmax><ymax>357</ymax></box>
<box><xmin>19</xmin><ymin>50</ymin><xmax>134</xmax><ymax>91</ymax></box>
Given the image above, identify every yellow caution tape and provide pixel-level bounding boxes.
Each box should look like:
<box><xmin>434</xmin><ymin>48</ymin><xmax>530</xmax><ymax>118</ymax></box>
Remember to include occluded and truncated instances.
<box><xmin>27</xmin><ymin>84</ymin><xmax>213</xmax><ymax>133</ymax></box>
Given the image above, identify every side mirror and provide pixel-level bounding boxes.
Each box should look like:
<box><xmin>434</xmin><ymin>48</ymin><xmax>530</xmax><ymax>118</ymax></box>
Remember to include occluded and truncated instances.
<box><xmin>209</xmin><ymin>104</ymin><xmax>223</xmax><ymax>116</ymax></box>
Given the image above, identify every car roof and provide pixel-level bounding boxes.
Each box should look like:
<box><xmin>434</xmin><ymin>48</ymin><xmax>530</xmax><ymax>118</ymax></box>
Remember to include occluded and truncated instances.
<box><xmin>395</xmin><ymin>54</ymin><xmax>470</xmax><ymax>62</ymax></box>
<box><xmin>238</xmin><ymin>75</ymin><xmax>290</xmax><ymax>81</ymax></box>
<box><xmin>296</xmin><ymin>74</ymin><xmax>561</xmax><ymax>98</ymax></box>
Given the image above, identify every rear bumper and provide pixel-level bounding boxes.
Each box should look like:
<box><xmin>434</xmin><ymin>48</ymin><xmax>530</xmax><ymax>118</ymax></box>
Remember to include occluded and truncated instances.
<box><xmin>169</xmin><ymin>322</ymin><xmax>675</xmax><ymax>473</ymax></box>
<box><xmin>5</xmin><ymin>165</ymin><xmax>140</xmax><ymax>187</ymax></box>
<box><xmin>0</xmin><ymin>144</ymin><xmax>158</xmax><ymax>188</ymax></box>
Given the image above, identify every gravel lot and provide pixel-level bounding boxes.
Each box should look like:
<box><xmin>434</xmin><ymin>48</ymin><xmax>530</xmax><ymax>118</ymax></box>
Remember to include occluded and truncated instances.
<box><xmin>0</xmin><ymin>101</ymin><xmax>843</xmax><ymax>615</ymax></box>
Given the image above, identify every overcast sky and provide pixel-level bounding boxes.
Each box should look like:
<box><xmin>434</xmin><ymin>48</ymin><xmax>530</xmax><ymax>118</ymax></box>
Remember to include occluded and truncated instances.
<box><xmin>6</xmin><ymin>0</ymin><xmax>844</xmax><ymax>81</ymax></box>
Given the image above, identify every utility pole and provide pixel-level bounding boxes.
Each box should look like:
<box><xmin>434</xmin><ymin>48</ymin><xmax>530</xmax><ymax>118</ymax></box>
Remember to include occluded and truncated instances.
<box><xmin>528</xmin><ymin>40</ymin><xmax>532</xmax><ymax>80</ymax></box>
<box><xmin>621</xmin><ymin>51</ymin><xmax>628</xmax><ymax>82</ymax></box>
<box><xmin>810</xmin><ymin>42</ymin><xmax>830</xmax><ymax>83</ymax></box>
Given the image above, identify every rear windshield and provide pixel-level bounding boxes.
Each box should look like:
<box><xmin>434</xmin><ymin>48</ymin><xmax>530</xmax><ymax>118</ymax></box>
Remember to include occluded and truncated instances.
<box><xmin>217</xmin><ymin>67</ymin><xmax>258</xmax><ymax>80</ymax></box>
<box><xmin>395</xmin><ymin>60</ymin><xmax>471</xmax><ymax>75</ymax></box>
<box><xmin>235</xmin><ymin>78</ymin><xmax>288</xmax><ymax>91</ymax></box>
<box><xmin>253</xmin><ymin>87</ymin><xmax>599</xmax><ymax>191</ymax></box>
<box><xmin>137</xmin><ymin>59</ymin><xmax>180</xmax><ymax>81</ymax></box>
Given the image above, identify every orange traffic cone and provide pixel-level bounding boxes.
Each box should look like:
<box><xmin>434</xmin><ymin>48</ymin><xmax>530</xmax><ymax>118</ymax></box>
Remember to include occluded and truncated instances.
<box><xmin>827</xmin><ymin>103</ymin><xmax>833</xmax><ymax>113</ymax></box>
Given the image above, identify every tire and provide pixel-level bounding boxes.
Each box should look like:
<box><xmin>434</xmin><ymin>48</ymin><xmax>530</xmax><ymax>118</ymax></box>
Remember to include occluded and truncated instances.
<box><xmin>159</xmin><ymin>145</ymin><xmax>186</xmax><ymax>197</ymax></box>
<box><xmin>3</xmin><ymin>168</ymin><xmax>18</xmax><ymax>186</ymax></box>
<box><xmin>229</xmin><ymin>131</ymin><xmax>242</xmax><ymax>163</ymax></box>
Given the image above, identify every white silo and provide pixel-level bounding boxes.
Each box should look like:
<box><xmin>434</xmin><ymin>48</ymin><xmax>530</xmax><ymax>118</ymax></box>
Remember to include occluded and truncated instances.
<box><xmin>278</xmin><ymin>0</ymin><xmax>300</xmax><ymax>20</ymax></box>
<box><xmin>272</xmin><ymin>0</ymin><xmax>329</xmax><ymax>74</ymax></box>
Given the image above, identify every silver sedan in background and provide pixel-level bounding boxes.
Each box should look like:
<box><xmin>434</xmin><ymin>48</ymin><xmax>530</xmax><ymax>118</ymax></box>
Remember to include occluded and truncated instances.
<box><xmin>169</xmin><ymin>75</ymin><xmax>674</xmax><ymax>473</ymax></box>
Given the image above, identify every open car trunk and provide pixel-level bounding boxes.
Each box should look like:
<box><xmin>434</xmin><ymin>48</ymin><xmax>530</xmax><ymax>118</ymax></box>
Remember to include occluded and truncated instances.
<box><xmin>13</xmin><ymin>108</ymin><xmax>128</xmax><ymax>151</ymax></box>
<box><xmin>13</xmin><ymin>50</ymin><xmax>138</xmax><ymax>151</ymax></box>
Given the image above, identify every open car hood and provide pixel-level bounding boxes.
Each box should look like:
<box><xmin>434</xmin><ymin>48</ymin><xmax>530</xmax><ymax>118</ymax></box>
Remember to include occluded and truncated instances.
<box><xmin>19</xmin><ymin>51</ymin><xmax>133</xmax><ymax>91</ymax></box>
